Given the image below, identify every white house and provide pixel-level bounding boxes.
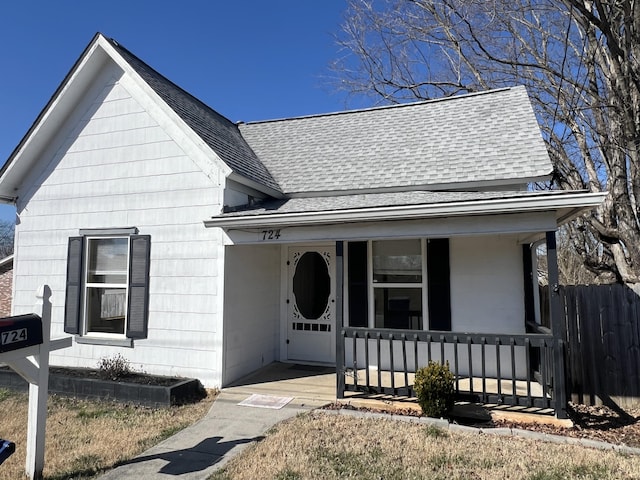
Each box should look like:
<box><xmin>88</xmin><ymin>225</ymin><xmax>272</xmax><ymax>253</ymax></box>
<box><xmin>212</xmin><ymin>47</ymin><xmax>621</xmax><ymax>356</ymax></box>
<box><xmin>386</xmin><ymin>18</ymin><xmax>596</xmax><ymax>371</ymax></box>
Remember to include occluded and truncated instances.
<box><xmin>0</xmin><ymin>33</ymin><xmax>604</xmax><ymax>416</ymax></box>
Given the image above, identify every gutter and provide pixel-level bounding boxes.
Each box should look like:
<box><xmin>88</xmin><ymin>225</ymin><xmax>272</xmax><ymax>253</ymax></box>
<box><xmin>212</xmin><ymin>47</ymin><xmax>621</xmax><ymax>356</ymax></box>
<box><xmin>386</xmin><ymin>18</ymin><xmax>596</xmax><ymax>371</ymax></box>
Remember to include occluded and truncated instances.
<box><xmin>204</xmin><ymin>191</ymin><xmax>606</xmax><ymax>229</ymax></box>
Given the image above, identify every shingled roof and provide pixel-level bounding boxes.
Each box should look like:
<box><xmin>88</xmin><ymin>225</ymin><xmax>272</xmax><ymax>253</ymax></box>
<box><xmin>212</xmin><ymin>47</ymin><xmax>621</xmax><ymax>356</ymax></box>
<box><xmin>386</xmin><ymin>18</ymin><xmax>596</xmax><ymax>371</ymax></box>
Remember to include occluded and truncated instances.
<box><xmin>107</xmin><ymin>38</ymin><xmax>282</xmax><ymax>193</ymax></box>
<box><xmin>239</xmin><ymin>86</ymin><xmax>552</xmax><ymax>195</ymax></box>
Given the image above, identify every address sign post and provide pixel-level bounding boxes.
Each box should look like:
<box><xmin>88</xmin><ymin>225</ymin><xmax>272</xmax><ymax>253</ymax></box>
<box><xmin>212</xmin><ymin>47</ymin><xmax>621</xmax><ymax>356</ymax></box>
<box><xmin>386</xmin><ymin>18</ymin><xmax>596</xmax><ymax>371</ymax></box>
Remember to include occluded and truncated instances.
<box><xmin>0</xmin><ymin>285</ymin><xmax>72</xmax><ymax>480</ymax></box>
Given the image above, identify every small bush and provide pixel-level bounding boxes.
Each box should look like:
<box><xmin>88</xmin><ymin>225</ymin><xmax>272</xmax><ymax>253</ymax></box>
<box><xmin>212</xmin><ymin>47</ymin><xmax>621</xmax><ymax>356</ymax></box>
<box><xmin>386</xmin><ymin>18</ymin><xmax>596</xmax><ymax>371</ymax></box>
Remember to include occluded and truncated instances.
<box><xmin>414</xmin><ymin>361</ymin><xmax>455</xmax><ymax>418</ymax></box>
<box><xmin>96</xmin><ymin>353</ymin><xmax>132</xmax><ymax>380</ymax></box>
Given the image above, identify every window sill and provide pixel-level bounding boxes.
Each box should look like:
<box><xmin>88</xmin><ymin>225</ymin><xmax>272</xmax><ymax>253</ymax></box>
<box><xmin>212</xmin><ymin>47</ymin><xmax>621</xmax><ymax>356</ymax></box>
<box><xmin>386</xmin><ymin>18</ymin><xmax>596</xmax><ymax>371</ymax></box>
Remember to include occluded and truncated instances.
<box><xmin>74</xmin><ymin>336</ymin><xmax>133</xmax><ymax>348</ymax></box>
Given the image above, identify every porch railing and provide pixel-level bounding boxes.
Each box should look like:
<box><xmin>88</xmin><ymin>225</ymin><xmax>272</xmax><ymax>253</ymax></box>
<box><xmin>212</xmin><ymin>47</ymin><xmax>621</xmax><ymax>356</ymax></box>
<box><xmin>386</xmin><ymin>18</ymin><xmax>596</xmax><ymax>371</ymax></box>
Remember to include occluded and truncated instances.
<box><xmin>337</xmin><ymin>326</ymin><xmax>566</xmax><ymax>415</ymax></box>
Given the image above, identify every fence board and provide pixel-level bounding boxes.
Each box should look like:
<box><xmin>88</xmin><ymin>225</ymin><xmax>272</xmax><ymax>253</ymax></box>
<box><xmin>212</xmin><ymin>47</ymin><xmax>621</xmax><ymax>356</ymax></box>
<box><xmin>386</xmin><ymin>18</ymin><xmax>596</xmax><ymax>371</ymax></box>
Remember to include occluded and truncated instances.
<box><xmin>554</xmin><ymin>284</ymin><xmax>640</xmax><ymax>409</ymax></box>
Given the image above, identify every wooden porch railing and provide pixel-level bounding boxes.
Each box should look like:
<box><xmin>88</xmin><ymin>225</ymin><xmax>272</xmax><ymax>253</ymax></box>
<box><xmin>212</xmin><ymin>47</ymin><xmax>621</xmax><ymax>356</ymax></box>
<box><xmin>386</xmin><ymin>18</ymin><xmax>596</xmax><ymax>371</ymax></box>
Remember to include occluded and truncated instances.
<box><xmin>337</xmin><ymin>326</ymin><xmax>566</xmax><ymax>416</ymax></box>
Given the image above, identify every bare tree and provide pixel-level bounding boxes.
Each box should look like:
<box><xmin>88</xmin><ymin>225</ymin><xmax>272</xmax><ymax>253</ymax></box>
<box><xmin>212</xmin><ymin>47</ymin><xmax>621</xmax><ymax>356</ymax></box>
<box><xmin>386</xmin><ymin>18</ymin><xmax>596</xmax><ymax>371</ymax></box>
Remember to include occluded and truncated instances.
<box><xmin>0</xmin><ymin>220</ymin><xmax>14</xmax><ymax>258</ymax></box>
<box><xmin>537</xmin><ymin>226</ymin><xmax>615</xmax><ymax>285</ymax></box>
<box><xmin>334</xmin><ymin>0</ymin><xmax>640</xmax><ymax>284</ymax></box>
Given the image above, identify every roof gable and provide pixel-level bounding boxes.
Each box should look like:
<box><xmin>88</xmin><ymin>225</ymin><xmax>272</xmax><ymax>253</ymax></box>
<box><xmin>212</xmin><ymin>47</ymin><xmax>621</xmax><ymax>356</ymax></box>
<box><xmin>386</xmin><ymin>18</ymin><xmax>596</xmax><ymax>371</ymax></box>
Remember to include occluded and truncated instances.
<box><xmin>0</xmin><ymin>33</ymin><xmax>282</xmax><ymax>200</ymax></box>
<box><xmin>239</xmin><ymin>87</ymin><xmax>552</xmax><ymax>195</ymax></box>
<box><xmin>106</xmin><ymin>39</ymin><xmax>281</xmax><ymax>194</ymax></box>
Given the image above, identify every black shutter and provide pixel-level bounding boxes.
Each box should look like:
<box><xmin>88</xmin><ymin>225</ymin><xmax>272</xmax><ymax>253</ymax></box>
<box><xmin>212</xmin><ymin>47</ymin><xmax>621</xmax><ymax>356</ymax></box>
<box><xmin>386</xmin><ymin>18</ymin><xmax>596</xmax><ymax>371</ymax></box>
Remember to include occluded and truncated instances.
<box><xmin>64</xmin><ymin>236</ymin><xmax>84</xmax><ymax>334</ymax></box>
<box><xmin>427</xmin><ymin>238</ymin><xmax>451</xmax><ymax>331</ymax></box>
<box><xmin>126</xmin><ymin>235</ymin><xmax>151</xmax><ymax>339</ymax></box>
<box><xmin>347</xmin><ymin>242</ymin><xmax>368</xmax><ymax>327</ymax></box>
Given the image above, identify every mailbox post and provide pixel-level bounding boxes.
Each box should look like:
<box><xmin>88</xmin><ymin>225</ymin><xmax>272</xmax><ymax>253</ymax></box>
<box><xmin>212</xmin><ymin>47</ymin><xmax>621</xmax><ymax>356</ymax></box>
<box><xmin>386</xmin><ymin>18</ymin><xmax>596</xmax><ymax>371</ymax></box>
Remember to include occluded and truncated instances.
<box><xmin>0</xmin><ymin>286</ymin><xmax>72</xmax><ymax>480</ymax></box>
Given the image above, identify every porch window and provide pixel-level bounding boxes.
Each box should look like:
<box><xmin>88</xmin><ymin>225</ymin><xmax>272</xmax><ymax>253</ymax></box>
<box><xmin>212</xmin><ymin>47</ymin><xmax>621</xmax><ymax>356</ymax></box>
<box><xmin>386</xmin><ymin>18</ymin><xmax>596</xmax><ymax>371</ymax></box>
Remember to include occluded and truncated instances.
<box><xmin>346</xmin><ymin>238</ymin><xmax>451</xmax><ymax>331</ymax></box>
<box><xmin>64</xmin><ymin>230</ymin><xmax>151</xmax><ymax>342</ymax></box>
<box><xmin>373</xmin><ymin>240</ymin><xmax>423</xmax><ymax>329</ymax></box>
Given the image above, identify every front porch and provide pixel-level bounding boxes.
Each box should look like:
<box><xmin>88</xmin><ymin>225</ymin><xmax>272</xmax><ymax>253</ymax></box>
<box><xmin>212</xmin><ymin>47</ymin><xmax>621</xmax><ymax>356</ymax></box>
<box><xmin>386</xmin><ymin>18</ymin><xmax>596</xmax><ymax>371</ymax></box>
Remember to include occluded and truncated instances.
<box><xmin>219</xmin><ymin>211</ymin><xmax>574</xmax><ymax>419</ymax></box>
<box><xmin>222</xmin><ymin>361</ymin><xmax>559</xmax><ymax>419</ymax></box>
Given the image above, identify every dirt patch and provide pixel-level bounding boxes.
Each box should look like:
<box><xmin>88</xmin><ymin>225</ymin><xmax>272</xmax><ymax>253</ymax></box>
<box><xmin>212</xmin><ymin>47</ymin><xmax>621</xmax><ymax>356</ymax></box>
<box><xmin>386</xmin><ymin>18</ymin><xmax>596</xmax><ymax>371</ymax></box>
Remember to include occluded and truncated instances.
<box><xmin>48</xmin><ymin>366</ymin><xmax>182</xmax><ymax>386</ymax></box>
<box><xmin>494</xmin><ymin>403</ymin><xmax>640</xmax><ymax>449</ymax></box>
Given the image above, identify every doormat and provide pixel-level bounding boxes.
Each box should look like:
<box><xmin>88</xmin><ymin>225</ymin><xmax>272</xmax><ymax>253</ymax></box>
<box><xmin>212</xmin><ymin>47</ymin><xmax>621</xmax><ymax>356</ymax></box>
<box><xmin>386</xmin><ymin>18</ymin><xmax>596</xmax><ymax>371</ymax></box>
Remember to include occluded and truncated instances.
<box><xmin>238</xmin><ymin>394</ymin><xmax>293</xmax><ymax>409</ymax></box>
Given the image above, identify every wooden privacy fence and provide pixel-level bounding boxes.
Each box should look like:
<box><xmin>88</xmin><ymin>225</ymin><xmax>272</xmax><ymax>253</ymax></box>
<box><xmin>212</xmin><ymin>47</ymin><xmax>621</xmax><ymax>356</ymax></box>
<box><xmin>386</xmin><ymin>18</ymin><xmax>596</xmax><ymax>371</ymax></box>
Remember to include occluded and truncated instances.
<box><xmin>542</xmin><ymin>284</ymin><xmax>640</xmax><ymax>409</ymax></box>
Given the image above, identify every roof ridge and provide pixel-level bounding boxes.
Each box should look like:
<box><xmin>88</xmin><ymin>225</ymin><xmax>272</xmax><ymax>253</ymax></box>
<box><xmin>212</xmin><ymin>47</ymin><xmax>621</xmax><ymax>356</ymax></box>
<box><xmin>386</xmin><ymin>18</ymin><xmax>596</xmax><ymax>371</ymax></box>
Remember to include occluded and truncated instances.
<box><xmin>240</xmin><ymin>86</ymin><xmax>519</xmax><ymax>125</ymax></box>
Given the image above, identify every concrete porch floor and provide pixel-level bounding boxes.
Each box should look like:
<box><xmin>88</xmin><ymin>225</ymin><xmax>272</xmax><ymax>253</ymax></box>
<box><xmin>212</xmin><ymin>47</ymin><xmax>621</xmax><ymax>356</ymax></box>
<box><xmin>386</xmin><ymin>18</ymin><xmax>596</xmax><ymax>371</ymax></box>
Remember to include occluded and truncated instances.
<box><xmin>224</xmin><ymin>362</ymin><xmax>553</xmax><ymax>413</ymax></box>
<box><xmin>223</xmin><ymin>362</ymin><xmax>337</xmax><ymax>408</ymax></box>
<box><xmin>223</xmin><ymin>362</ymin><xmax>568</xmax><ymax>425</ymax></box>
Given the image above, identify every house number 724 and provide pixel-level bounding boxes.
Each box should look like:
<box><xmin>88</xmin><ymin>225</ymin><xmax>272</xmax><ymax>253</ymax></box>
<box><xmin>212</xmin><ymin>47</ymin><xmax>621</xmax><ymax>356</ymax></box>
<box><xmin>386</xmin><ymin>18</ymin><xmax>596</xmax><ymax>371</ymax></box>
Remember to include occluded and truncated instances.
<box><xmin>261</xmin><ymin>229</ymin><xmax>281</xmax><ymax>241</ymax></box>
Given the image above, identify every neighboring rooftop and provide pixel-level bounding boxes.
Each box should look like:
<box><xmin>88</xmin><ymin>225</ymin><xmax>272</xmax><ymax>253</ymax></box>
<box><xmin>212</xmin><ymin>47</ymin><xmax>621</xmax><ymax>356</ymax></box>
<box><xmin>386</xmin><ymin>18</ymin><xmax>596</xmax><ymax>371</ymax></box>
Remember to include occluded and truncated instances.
<box><xmin>239</xmin><ymin>86</ymin><xmax>552</xmax><ymax>195</ymax></box>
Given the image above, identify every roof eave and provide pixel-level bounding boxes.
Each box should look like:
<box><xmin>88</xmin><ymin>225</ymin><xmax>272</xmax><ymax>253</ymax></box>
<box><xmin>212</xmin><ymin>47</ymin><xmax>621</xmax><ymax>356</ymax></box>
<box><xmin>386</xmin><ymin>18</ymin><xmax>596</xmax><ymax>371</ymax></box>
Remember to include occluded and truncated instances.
<box><xmin>227</xmin><ymin>172</ymin><xmax>285</xmax><ymax>199</ymax></box>
<box><xmin>204</xmin><ymin>191</ymin><xmax>606</xmax><ymax>229</ymax></box>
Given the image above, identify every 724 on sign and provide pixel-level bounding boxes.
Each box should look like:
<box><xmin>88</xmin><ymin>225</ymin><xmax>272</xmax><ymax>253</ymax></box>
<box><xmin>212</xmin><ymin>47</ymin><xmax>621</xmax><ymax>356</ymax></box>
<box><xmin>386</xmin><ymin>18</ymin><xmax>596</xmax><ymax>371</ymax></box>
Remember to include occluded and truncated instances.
<box><xmin>0</xmin><ymin>314</ymin><xmax>43</xmax><ymax>353</ymax></box>
<box><xmin>1</xmin><ymin>328</ymin><xmax>27</xmax><ymax>345</ymax></box>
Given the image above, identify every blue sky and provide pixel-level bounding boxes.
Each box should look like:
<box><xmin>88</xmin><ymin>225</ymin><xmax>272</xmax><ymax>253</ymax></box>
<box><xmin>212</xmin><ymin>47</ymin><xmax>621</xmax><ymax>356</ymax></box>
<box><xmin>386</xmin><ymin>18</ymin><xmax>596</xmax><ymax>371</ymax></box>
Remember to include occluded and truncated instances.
<box><xmin>0</xmin><ymin>1</ymin><xmax>362</xmax><ymax>223</ymax></box>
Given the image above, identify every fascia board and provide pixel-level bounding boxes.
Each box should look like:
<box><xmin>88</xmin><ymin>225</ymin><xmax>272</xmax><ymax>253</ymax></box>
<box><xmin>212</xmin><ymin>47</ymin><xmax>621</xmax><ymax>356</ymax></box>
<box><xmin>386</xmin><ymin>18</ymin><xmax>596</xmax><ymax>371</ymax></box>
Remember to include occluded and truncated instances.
<box><xmin>204</xmin><ymin>192</ymin><xmax>607</xmax><ymax>229</ymax></box>
<box><xmin>98</xmin><ymin>37</ymin><xmax>233</xmax><ymax>181</ymax></box>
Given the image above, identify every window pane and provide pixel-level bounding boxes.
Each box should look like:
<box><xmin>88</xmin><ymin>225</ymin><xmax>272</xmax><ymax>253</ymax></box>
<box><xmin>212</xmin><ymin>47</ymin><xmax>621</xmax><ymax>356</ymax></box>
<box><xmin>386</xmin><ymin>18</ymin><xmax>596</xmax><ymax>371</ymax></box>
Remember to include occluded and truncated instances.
<box><xmin>88</xmin><ymin>238</ymin><xmax>128</xmax><ymax>283</ymax></box>
<box><xmin>86</xmin><ymin>287</ymin><xmax>126</xmax><ymax>334</ymax></box>
<box><xmin>374</xmin><ymin>288</ymin><xmax>422</xmax><ymax>329</ymax></box>
<box><xmin>373</xmin><ymin>240</ymin><xmax>422</xmax><ymax>283</ymax></box>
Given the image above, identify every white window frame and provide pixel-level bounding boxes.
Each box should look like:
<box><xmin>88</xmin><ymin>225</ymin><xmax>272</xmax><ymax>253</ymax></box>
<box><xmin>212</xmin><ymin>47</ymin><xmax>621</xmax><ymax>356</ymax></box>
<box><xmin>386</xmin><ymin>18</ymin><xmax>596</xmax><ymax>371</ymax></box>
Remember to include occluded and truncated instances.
<box><xmin>82</xmin><ymin>236</ymin><xmax>130</xmax><ymax>338</ymax></box>
<box><xmin>367</xmin><ymin>239</ymin><xmax>429</xmax><ymax>329</ymax></box>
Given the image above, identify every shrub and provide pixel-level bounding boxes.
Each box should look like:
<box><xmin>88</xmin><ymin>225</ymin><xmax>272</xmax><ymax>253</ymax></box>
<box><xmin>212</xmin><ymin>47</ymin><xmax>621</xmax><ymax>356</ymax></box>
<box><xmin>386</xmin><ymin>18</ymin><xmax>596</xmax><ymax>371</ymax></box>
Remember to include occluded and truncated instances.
<box><xmin>413</xmin><ymin>361</ymin><xmax>455</xmax><ymax>418</ymax></box>
<box><xmin>97</xmin><ymin>353</ymin><xmax>132</xmax><ymax>380</ymax></box>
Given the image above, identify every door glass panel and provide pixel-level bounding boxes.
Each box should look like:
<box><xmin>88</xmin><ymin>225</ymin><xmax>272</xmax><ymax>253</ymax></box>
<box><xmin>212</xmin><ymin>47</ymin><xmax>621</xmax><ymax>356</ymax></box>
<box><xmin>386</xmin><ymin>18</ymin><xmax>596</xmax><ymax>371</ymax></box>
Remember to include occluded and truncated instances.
<box><xmin>293</xmin><ymin>252</ymin><xmax>330</xmax><ymax>320</ymax></box>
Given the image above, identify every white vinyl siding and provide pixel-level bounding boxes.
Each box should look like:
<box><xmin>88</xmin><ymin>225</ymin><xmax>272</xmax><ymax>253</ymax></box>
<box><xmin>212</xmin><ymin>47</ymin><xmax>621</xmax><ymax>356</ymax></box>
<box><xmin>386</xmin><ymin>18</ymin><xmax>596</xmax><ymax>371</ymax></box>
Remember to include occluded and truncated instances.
<box><xmin>12</xmin><ymin>62</ymin><xmax>225</xmax><ymax>386</ymax></box>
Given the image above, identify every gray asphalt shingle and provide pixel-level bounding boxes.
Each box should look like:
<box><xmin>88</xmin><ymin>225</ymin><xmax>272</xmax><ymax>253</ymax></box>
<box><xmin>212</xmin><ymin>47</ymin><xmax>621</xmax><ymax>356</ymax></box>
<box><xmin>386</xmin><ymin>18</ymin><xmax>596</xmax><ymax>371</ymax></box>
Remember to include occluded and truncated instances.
<box><xmin>239</xmin><ymin>87</ymin><xmax>552</xmax><ymax>195</ymax></box>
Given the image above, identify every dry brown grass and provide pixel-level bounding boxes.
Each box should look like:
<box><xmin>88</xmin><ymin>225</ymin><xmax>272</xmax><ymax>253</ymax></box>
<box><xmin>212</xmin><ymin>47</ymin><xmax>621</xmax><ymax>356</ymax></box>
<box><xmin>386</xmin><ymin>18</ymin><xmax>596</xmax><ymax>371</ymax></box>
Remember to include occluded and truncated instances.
<box><xmin>0</xmin><ymin>388</ymin><xmax>215</xmax><ymax>480</ymax></box>
<box><xmin>211</xmin><ymin>412</ymin><xmax>640</xmax><ymax>480</ymax></box>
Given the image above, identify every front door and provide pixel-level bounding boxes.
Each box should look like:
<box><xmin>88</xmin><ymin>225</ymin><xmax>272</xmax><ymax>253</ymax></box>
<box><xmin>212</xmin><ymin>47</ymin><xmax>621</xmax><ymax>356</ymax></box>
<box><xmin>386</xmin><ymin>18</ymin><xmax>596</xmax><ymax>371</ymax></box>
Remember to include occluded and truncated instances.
<box><xmin>287</xmin><ymin>246</ymin><xmax>336</xmax><ymax>363</ymax></box>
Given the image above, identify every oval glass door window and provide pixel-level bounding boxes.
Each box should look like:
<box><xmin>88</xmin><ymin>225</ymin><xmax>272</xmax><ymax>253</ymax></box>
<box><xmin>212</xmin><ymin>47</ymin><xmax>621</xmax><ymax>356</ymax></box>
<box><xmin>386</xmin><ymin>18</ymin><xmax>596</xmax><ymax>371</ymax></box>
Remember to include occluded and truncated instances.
<box><xmin>293</xmin><ymin>252</ymin><xmax>330</xmax><ymax>319</ymax></box>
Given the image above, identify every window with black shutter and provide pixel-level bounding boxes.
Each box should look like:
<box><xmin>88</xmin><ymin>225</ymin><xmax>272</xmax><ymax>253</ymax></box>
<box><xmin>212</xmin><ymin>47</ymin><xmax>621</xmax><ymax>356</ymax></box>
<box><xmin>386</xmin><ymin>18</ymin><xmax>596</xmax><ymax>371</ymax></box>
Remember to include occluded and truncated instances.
<box><xmin>346</xmin><ymin>238</ymin><xmax>451</xmax><ymax>331</ymax></box>
<box><xmin>64</xmin><ymin>229</ymin><xmax>150</xmax><ymax>341</ymax></box>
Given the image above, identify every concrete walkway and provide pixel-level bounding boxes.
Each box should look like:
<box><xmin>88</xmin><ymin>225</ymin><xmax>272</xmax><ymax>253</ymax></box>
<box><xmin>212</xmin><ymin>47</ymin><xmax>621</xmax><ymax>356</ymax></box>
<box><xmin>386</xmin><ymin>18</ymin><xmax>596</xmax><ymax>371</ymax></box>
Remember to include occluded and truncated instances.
<box><xmin>98</xmin><ymin>363</ymin><xmax>335</xmax><ymax>480</ymax></box>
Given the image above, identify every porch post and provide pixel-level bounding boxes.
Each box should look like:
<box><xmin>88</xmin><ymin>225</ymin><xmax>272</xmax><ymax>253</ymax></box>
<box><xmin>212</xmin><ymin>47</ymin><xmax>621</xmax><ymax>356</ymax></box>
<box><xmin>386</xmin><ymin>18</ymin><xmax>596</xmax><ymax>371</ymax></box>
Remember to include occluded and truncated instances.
<box><xmin>335</xmin><ymin>241</ymin><xmax>345</xmax><ymax>399</ymax></box>
<box><xmin>546</xmin><ymin>231</ymin><xmax>567</xmax><ymax>419</ymax></box>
